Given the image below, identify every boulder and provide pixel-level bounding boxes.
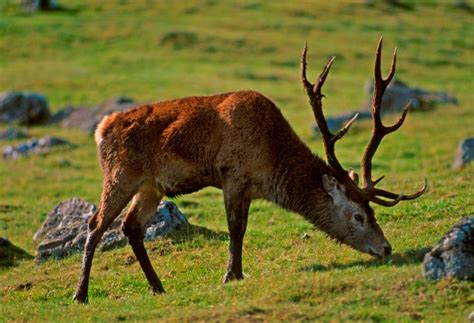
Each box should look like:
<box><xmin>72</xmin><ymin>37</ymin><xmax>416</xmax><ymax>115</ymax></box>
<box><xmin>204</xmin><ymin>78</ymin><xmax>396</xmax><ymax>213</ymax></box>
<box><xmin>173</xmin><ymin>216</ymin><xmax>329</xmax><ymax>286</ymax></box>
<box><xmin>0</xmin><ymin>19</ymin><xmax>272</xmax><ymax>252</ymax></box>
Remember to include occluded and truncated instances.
<box><xmin>313</xmin><ymin>79</ymin><xmax>457</xmax><ymax>135</ymax></box>
<box><xmin>452</xmin><ymin>137</ymin><xmax>474</xmax><ymax>170</ymax></box>
<box><xmin>0</xmin><ymin>236</ymin><xmax>33</xmax><ymax>267</ymax></box>
<box><xmin>59</xmin><ymin>97</ymin><xmax>136</xmax><ymax>134</ymax></box>
<box><xmin>34</xmin><ymin>198</ymin><xmax>188</xmax><ymax>263</ymax></box>
<box><xmin>362</xmin><ymin>78</ymin><xmax>458</xmax><ymax>114</ymax></box>
<box><xmin>0</xmin><ymin>92</ymin><xmax>51</xmax><ymax>125</ymax></box>
<box><xmin>423</xmin><ymin>216</ymin><xmax>474</xmax><ymax>281</ymax></box>
<box><xmin>3</xmin><ymin>136</ymin><xmax>72</xmax><ymax>160</ymax></box>
<box><xmin>0</xmin><ymin>128</ymin><xmax>28</xmax><ymax>140</ymax></box>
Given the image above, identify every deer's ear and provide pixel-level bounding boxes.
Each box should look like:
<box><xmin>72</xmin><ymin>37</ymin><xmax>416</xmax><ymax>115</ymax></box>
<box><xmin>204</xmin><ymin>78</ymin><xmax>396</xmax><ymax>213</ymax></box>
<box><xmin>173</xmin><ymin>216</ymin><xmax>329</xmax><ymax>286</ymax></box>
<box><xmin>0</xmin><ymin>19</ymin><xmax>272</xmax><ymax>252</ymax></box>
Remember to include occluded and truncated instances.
<box><xmin>322</xmin><ymin>174</ymin><xmax>341</xmax><ymax>197</ymax></box>
<box><xmin>348</xmin><ymin>168</ymin><xmax>359</xmax><ymax>186</ymax></box>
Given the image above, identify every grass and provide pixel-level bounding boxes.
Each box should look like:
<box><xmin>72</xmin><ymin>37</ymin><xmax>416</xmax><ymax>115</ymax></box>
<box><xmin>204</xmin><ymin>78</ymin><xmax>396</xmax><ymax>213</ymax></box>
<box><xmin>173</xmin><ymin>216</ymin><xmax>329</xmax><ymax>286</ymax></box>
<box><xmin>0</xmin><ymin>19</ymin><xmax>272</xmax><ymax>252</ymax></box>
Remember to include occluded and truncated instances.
<box><xmin>0</xmin><ymin>0</ymin><xmax>473</xmax><ymax>321</ymax></box>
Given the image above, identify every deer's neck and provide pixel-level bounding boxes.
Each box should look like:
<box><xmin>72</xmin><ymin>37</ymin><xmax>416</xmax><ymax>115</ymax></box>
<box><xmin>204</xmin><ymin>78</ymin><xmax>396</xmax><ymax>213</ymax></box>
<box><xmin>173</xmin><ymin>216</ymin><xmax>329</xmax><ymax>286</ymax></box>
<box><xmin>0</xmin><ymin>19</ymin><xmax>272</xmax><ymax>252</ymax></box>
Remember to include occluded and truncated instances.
<box><xmin>268</xmin><ymin>146</ymin><xmax>336</xmax><ymax>232</ymax></box>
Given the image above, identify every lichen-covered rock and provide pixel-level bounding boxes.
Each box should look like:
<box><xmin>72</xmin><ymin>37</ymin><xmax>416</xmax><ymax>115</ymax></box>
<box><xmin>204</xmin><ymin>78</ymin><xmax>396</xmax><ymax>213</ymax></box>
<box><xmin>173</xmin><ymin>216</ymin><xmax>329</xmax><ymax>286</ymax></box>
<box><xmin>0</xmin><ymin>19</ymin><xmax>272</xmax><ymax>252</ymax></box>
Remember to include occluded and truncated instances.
<box><xmin>34</xmin><ymin>198</ymin><xmax>188</xmax><ymax>263</ymax></box>
<box><xmin>423</xmin><ymin>216</ymin><xmax>474</xmax><ymax>280</ymax></box>
<box><xmin>60</xmin><ymin>97</ymin><xmax>136</xmax><ymax>134</ymax></box>
<box><xmin>2</xmin><ymin>136</ymin><xmax>72</xmax><ymax>160</ymax></box>
<box><xmin>0</xmin><ymin>92</ymin><xmax>51</xmax><ymax>125</ymax></box>
<box><xmin>452</xmin><ymin>137</ymin><xmax>474</xmax><ymax>170</ymax></box>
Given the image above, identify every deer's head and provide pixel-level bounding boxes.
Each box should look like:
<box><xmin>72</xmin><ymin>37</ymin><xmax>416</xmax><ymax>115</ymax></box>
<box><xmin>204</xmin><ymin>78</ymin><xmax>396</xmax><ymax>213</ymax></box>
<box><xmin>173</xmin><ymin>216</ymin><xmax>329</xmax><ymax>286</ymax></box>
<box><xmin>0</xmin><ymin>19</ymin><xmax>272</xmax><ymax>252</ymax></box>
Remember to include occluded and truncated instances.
<box><xmin>301</xmin><ymin>38</ymin><xmax>427</xmax><ymax>258</ymax></box>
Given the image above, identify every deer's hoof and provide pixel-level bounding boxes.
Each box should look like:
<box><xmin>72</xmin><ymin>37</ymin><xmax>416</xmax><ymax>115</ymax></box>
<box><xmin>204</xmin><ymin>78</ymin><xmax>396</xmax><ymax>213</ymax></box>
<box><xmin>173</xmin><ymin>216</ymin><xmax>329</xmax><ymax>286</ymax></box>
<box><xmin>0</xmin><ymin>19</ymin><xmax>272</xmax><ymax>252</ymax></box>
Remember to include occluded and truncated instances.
<box><xmin>223</xmin><ymin>271</ymin><xmax>244</xmax><ymax>283</ymax></box>
<box><xmin>151</xmin><ymin>285</ymin><xmax>166</xmax><ymax>295</ymax></box>
<box><xmin>73</xmin><ymin>291</ymin><xmax>88</xmax><ymax>304</ymax></box>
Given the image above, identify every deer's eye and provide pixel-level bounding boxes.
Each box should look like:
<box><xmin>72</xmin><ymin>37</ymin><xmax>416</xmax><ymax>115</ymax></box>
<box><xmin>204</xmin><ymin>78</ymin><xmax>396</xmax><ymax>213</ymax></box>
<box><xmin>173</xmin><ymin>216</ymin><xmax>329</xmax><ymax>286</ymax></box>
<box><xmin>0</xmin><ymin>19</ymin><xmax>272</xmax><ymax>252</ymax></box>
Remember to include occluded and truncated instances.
<box><xmin>353</xmin><ymin>213</ymin><xmax>364</xmax><ymax>223</ymax></box>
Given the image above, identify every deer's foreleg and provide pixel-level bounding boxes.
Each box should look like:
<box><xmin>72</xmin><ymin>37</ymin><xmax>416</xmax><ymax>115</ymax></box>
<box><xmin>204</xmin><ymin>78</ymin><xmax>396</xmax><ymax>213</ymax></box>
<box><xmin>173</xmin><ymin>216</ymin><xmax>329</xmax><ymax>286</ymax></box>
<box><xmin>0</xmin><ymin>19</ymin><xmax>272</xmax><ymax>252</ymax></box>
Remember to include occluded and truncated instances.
<box><xmin>223</xmin><ymin>185</ymin><xmax>250</xmax><ymax>283</ymax></box>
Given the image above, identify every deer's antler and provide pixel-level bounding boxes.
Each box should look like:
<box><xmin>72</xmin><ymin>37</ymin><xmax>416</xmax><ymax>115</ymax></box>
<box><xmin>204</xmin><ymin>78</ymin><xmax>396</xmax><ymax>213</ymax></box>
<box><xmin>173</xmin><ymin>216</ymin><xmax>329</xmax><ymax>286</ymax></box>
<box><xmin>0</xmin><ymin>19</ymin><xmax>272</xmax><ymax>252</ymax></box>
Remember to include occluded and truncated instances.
<box><xmin>360</xmin><ymin>37</ymin><xmax>427</xmax><ymax>206</ymax></box>
<box><xmin>301</xmin><ymin>43</ymin><xmax>358</xmax><ymax>176</ymax></box>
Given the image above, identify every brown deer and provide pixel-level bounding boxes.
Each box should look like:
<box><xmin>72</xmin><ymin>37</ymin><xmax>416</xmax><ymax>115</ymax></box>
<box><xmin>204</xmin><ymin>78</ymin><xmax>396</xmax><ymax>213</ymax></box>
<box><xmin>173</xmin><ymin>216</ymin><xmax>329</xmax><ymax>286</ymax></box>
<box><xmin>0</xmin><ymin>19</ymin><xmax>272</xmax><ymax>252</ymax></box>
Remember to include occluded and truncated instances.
<box><xmin>73</xmin><ymin>38</ymin><xmax>427</xmax><ymax>303</ymax></box>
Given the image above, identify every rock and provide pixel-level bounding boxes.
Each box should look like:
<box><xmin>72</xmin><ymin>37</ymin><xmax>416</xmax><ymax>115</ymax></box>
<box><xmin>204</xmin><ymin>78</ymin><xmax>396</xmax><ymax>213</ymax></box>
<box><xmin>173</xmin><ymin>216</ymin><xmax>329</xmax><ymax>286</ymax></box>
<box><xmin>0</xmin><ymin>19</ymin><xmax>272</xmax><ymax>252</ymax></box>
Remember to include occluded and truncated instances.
<box><xmin>0</xmin><ymin>128</ymin><xmax>28</xmax><ymax>140</ymax></box>
<box><xmin>60</xmin><ymin>97</ymin><xmax>136</xmax><ymax>134</ymax></box>
<box><xmin>34</xmin><ymin>198</ymin><xmax>188</xmax><ymax>263</ymax></box>
<box><xmin>0</xmin><ymin>92</ymin><xmax>51</xmax><ymax>125</ymax></box>
<box><xmin>452</xmin><ymin>137</ymin><xmax>474</xmax><ymax>170</ymax></box>
<box><xmin>0</xmin><ymin>236</ymin><xmax>33</xmax><ymax>267</ymax></box>
<box><xmin>423</xmin><ymin>216</ymin><xmax>474</xmax><ymax>281</ymax></box>
<box><xmin>313</xmin><ymin>79</ymin><xmax>457</xmax><ymax>135</ymax></box>
<box><xmin>144</xmin><ymin>201</ymin><xmax>189</xmax><ymax>240</ymax></box>
<box><xmin>21</xmin><ymin>0</ymin><xmax>59</xmax><ymax>12</ymax></box>
<box><xmin>3</xmin><ymin>136</ymin><xmax>72</xmax><ymax>160</ymax></box>
<box><xmin>362</xmin><ymin>78</ymin><xmax>457</xmax><ymax>114</ymax></box>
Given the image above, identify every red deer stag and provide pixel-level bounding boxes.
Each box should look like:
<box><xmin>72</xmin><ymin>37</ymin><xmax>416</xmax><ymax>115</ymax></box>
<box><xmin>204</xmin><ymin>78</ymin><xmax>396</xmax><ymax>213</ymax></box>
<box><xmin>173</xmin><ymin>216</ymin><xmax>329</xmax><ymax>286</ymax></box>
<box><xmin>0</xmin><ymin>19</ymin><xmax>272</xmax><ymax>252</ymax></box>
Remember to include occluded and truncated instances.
<box><xmin>74</xmin><ymin>38</ymin><xmax>427</xmax><ymax>303</ymax></box>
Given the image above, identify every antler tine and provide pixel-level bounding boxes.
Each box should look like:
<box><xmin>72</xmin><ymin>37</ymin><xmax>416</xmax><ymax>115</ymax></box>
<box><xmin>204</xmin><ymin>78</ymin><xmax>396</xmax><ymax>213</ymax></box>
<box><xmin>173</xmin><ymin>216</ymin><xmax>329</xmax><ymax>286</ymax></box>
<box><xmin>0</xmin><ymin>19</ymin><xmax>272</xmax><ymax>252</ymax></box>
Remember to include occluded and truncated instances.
<box><xmin>300</xmin><ymin>43</ymin><xmax>353</xmax><ymax>174</ymax></box>
<box><xmin>367</xmin><ymin>178</ymin><xmax>428</xmax><ymax>201</ymax></box>
<box><xmin>301</xmin><ymin>42</ymin><xmax>313</xmax><ymax>95</ymax></box>
<box><xmin>385</xmin><ymin>100</ymin><xmax>410</xmax><ymax>134</ymax></box>
<box><xmin>314</xmin><ymin>56</ymin><xmax>336</xmax><ymax>94</ymax></box>
<box><xmin>367</xmin><ymin>192</ymin><xmax>404</xmax><ymax>207</ymax></box>
<box><xmin>332</xmin><ymin>113</ymin><xmax>359</xmax><ymax>143</ymax></box>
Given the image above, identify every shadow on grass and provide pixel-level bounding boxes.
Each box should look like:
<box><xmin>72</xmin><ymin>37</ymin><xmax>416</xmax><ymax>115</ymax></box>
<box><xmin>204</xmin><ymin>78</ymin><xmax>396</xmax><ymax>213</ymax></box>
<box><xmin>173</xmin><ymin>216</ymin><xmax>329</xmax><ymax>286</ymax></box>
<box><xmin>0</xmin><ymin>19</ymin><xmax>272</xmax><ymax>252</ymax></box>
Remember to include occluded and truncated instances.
<box><xmin>0</xmin><ymin>238</ymin><xmax>33</xmax><ymax>269</ymax></box>
<box><xmin>166</xmin><ymin>224</ymin><xmax>228</xmax><ymax>243</ymax></box>
<box><xmin>300</xmin><ymin>246</ymin><xmax>432</xmax><ymax>272</ymax></box>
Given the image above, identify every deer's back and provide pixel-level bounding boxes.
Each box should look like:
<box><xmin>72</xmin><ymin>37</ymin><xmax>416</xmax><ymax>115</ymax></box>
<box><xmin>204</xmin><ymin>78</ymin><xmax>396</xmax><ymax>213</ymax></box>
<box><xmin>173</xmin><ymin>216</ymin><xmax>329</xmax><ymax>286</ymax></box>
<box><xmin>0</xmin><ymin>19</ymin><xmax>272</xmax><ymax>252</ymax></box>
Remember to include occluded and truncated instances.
<box><xmin>95</xmin><ymin>90</ymin><xmax>303</xmax><ymax>197</ymax></box>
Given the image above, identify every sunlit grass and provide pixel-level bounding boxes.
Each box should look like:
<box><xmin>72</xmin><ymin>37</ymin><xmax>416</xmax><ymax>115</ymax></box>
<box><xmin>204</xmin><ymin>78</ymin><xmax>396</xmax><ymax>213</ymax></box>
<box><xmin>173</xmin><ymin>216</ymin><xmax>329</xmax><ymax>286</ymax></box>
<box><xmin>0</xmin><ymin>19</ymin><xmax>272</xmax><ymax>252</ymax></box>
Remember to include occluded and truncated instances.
<box><xmin>0</xmin><ymin>0</ymin><xmax>473</xmax><ymax>321</ymax></box>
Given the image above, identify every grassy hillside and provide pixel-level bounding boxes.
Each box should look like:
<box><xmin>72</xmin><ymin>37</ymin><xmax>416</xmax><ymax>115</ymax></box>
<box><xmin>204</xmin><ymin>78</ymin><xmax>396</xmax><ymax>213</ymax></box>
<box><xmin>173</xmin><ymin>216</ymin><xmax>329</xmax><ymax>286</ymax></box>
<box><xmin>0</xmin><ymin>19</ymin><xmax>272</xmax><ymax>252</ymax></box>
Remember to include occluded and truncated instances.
<box><xmin>0</xmin><ymin>0</ymin><xmax>473</xmax><ymax>321</ymax></box>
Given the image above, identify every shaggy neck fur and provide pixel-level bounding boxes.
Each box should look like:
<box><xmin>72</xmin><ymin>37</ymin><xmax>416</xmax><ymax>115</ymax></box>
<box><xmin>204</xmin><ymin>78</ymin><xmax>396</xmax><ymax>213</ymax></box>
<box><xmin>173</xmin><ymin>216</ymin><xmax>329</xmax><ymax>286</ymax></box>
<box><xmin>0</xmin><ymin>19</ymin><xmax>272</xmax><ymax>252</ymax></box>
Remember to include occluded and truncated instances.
<box><xmin>268</xmin><ymin>141</ymin><xmax>339</xmax><ymax>236</ymax></box>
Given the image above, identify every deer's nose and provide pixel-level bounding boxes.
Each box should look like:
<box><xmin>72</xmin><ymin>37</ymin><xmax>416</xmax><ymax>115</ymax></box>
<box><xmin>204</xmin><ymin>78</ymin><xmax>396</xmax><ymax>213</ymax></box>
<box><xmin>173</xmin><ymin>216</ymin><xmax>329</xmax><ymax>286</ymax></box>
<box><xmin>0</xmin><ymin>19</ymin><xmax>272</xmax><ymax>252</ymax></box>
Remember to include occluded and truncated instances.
<box><xmin>384</xmin><ymin>244</ymin><xmax>392</xmax><ymax>257</ymax></box>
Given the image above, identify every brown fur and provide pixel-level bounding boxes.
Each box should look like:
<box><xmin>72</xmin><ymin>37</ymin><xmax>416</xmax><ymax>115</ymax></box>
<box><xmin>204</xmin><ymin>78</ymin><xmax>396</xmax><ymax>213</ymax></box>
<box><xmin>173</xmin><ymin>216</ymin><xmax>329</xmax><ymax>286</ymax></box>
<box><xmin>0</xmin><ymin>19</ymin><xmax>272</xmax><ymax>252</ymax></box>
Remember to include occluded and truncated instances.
<box><xmin>73</xmin><ymin>90</ymin><xmax>390</xmax><ymax>303</ymax></box>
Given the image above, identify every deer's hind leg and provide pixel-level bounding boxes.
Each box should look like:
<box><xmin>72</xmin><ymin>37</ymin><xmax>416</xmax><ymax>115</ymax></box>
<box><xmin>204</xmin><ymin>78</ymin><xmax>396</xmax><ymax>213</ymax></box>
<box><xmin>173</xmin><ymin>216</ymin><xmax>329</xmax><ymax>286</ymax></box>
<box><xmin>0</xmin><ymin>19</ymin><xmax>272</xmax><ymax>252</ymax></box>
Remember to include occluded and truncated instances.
<box><xmin>74</xmin><ymin>173</ymin><xmax>142</xmax><ymax>303</ymax></box>
<box><xmin>122</xmin><ymin>182</ymin><xmax>165</xmax><ymax>294</ymax></box>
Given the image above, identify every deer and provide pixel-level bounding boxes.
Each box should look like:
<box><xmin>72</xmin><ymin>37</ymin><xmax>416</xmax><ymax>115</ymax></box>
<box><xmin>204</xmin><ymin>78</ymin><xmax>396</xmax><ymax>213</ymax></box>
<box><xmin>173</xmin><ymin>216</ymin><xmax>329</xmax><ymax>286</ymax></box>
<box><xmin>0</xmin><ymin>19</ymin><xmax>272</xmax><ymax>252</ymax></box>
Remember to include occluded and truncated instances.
<box><xmin>73</xmin><ymin>38</ymin><xmax>427</xmax><ymax>303</ymax></box>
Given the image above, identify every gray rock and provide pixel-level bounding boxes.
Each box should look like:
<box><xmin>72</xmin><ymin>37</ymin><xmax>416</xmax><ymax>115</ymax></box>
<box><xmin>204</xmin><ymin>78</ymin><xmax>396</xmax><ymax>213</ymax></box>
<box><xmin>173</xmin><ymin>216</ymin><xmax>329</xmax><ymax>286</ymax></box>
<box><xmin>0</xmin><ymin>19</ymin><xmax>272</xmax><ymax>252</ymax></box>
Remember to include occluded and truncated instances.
<box><xmin>0</xmin><ymin>128</ymin><xmax>28</xmax><ymax>140</ymax></box>
<box><xmin>423</xmin><ymin>216</ymin><xmax>474</xmax><ymax>281</ymax></box>
<box><xmin>3</xmin><ymin>136</ymin><xmax>72</xmax><ymax>160</ymax></box>
<box><xmin>363</xmin><ymin>78</ymin><xmax>457</xmax><ymax>114</ymax></box>
<box><xmin>34</xmin><ymin>198</ymin><xmax>188</xmax><ymax>263</ymax></box>
<box><xmin>0</xmin><ymin>236</ymin><xmax>33</xmax><ymax>267</ymax></box>
<box><xmin>60</xmin><ymin>97</ymin><xmax>136</xmax><ymax>134</ymax></box>
<box><xmin>313</xmin><ymin>79</ymin><xmax>457</xmax><ymax>135</ymax></box>
<box><xmin>21</xmin><ymin>0</ymin><xmax>59</xmax><ymax>12</ymax></box>
<box><xmin>0</xmin><ymin>92</ymin><xmax>51</xmax><ymax>125</ymax></box>
<box><xmin>452</xmin><ymin>137</ymin><xmax>474</xmax><ymax>170</ymax></box>
<box><xmin>145</xmin><ymin>201</ymin><xmax>189</xmax><ymax>240</ymax></box>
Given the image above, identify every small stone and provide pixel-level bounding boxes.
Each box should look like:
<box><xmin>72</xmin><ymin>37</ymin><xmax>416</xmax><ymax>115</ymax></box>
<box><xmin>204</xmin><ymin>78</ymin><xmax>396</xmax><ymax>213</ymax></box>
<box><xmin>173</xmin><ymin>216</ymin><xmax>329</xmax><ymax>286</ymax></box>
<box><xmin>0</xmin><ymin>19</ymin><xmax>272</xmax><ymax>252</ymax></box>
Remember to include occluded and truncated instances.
<box><xmin>452</xmin><ymin>137</ymin><xmax>474</xmax><ymax>170</ymax></box>
<box><xmin>0</xmin><ymin>128</ymin><xmax>28</xmax><ymax>140</ymax></box>
<box><xmin>2</xmin><ymin>136</ymin><xmax>72</xmax><ymax>160</ymax></box>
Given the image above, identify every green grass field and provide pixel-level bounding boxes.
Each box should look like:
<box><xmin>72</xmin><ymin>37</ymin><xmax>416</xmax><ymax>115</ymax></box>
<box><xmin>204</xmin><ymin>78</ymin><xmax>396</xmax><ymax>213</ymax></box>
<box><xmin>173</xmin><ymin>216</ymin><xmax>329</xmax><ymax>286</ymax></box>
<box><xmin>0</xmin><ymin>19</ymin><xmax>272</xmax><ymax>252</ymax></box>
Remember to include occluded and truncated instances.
<box><xmin>0</xmin><ymin>0</ymin><xmax>473</xmax><ymax>321</ymax></box>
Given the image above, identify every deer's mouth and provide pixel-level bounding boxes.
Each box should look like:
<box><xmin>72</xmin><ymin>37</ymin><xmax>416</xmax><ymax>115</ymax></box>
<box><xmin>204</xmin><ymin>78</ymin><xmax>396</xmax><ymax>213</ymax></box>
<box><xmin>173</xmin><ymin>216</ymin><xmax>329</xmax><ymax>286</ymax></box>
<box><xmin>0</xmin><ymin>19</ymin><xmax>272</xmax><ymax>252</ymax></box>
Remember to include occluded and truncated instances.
<box><xmin>368</xmin><ymin>247</ymin><xmax>383</xmax><ymax>259</ymax></box>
